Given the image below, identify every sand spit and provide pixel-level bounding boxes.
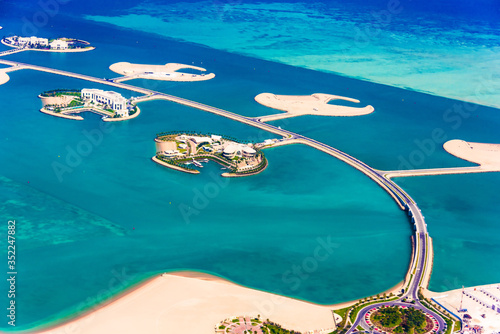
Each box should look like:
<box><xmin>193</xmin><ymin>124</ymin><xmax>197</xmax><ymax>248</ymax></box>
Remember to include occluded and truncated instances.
<box><xmin>0</xmin><ymin>70</ymin><xmax>9</xmax><ymax>85</ymax></box>
<box><xmin>255</xmin><ymin>93</ymin><xmax>374</xmax><ymax>121</ymax></box>
<box><xmin>34</xmin><ymin>272</ymin><xmax>336</xmax><ymax>334</ymax></box>
<box><xmin>109</xmin><ymin>62</ymin><xmax>215</xmax><ymax>82</ymax></box>
<box><xmin>444</xmin><ymin>139</ymin><xmax>500</xmax><ymax>169</ymax></box>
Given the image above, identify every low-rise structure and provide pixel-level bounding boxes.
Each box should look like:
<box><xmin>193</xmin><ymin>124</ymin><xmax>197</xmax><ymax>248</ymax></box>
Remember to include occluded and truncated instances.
<box><xmin>49</xmin><ymin>39</ymin><xmax>68</xmax><ymax>50</ymax></box>
<box><xmin>16</xmin><ymin>36</ymin><xmax>49</xmax><ymax>47</ymax></box>
<box><xmin>81</xmin><ymin>89</ymin><xmax>129</xmax><ymax>116</ymax></box>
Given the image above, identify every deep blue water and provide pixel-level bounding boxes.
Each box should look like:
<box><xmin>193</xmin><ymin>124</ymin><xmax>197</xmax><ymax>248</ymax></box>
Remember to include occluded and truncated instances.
<box><xmin>0</xmin><ymin>0</ymin><xmax>499</xmax><ymax>331</ymax></box>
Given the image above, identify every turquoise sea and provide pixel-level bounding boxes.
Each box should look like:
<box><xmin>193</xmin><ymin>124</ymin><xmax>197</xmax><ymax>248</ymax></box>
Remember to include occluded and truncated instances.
<box><xmin>0</xmin><ymin>0</ymin><xmax>499</xmax><ymax>331</ymax></box>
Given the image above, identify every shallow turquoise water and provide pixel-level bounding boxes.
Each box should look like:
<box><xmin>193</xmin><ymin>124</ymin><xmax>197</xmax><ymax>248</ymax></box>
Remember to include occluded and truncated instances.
<box><xmin>0</xmin><ymin>68</ymin><xmax>410</xmax><ymax>330</ymax></box>
<box><xmin>394</xmin><ymin>174</ymin><xmax>500</xmax><ymax>292</ymax></box>
<box><xmin>0</xmin><ymin>1</ymin><xmax>499</xmax><ymax>331</ymax></box>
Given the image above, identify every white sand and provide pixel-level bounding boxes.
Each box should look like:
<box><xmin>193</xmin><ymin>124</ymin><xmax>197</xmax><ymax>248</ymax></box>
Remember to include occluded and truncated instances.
<box><xmin>109</xmin><ymin>62</ymin><xmax>215</xmax><ymax>81</ymax></box>
<box><xmin>34</xmin><ymin>272</ymin><xmax>336</xmax><ymax>334</ymax></box>
<box><xmin>426</xmin><ymin>284</ymin><xmax>500</xmax><ymax>334</ymax></box>
<box><xmin>0</xmin><ymin>70</ymin><xmax>9</xmax><ymax>85</ymax></box>
<box><xmin>444</xmin><ymin>139</ymin><xmax>500</xmax><ymax>169</ymax></box>
<box><xmin>255</xmin><ymin>93</ymin><xmax>374</xmax><ymax>121</ymax></box>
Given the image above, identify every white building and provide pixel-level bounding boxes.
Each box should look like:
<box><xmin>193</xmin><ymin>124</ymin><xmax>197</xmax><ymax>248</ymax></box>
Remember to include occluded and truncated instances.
<box><xmin>81</xmin><ymin>89</ymin><xmax>129</xmax><ymax>117</ymax></box>
<box><xmin>50</xmin><ymin>39</ymin><xmax>68</xmax><ymax>50</ymax></box>
<box><xmin>17</xmin><ymin>36</ymin><xmax>48</xmax><ymax>47</ymax></box>
<box><xmin>223</xmin><ymin>144</ymin><xmax>256</xmax><ymax>159</ymax></box>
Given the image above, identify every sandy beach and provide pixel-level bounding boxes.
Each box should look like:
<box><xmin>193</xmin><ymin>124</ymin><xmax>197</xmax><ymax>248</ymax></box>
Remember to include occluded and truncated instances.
<box><xmin>39</xmin><ymin>95</ymin><xmax>76</xmax><ymax>107</ymax></box>
<box><xmin>34</xmin><ymin>272</ymin><xmax>337</xmax><ymax>334</ymax></box>
<box><xmin>109</xmin><ymin>62</ymin><xmax>216</xmax><ymax>82</ymax></box>
<box><xmin>444</xmin><ymin>139</ymin><xmax>500</xmax><ymax>169</ymax></box>
<box><xmin>0</xmin><ymin>70</ymin><xmax>9</xmax><ymax>85</ymax></box>
<box><xmin>255</xmin><ymin>93</ymin><xmax>374</xmax><ymax>121</ymax></box>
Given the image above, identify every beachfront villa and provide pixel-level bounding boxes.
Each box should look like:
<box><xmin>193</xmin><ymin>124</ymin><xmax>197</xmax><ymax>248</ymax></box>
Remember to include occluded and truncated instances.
<box><xmin>49</xmin><ymin>39</ymin><xmax>68</xmax><ymax>50</ymax></box>
<box><xmin>81</xmin><ymin>89</ymin><xmax>128</xmax><ymax>116</ymax></box>
<box><xmin>17</xmin><ymin>36</ymin><xmax>49</xmax><ymax>47</ymax></box>
<box><xmin>154</xmin><ymin>132</ymin><xmax>267</xmax><ymax>176</ymax></box>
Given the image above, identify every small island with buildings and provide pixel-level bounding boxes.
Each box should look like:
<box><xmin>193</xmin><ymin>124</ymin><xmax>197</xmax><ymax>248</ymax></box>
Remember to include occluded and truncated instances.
<box><xmin>39</xmin><ymin>88</ymin><xmax>139</xmax><ymax>121</ymax></box>
<box><xmin>2</xmin><ymin>35</ymin><xmax>94</xmax><ymax>52</ymax></box>
<box><xmin>153</xmin><ymin>132</ymin><xmax>268</xmax><ymax>177</ymax></box>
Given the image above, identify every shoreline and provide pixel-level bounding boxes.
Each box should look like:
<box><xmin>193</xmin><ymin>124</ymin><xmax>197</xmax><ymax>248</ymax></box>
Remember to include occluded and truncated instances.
<box><xmin>1</xmin><ymin>38</ymin><xmax>95</xmax><ymax>53</ymax></box>
<box><xmin>152</xmin><ymin>156</ymin><xmax>200</xmax><ymax>174</ymax></box>
<box><xmin>24</xmin><ymin>270</ymin><xmax>408</xmax><ymax>334</ymax></box>
<box><xmin>30</xmin><ymin>270</ymin><xmax>340</xmax><ymax>334</ymax></box>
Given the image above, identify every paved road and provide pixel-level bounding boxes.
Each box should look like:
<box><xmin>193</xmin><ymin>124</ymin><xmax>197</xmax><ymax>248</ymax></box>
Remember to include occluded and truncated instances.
<box><xmin>350</xmin><ymin>300</ymin><xmax>447</xmax><ymax>333</ymax></box>
<box><xmin>0</xmin><ymin>58</ymin><xmax>443</xmax><ymax>332</ymax></box>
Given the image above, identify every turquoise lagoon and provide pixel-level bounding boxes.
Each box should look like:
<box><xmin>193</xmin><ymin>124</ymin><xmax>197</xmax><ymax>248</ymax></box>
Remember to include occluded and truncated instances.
<box><xmin>0</xmin><ymin>0</ymin><xmax>499</xmax><ymax>330</ymax></box>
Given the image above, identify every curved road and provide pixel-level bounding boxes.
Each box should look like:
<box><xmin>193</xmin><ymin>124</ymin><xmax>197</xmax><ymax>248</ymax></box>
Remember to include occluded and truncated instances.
<box><xmin>0</xmin><ymin>57</ymin><xmax>444</xmax><ymax>332</ymax></box>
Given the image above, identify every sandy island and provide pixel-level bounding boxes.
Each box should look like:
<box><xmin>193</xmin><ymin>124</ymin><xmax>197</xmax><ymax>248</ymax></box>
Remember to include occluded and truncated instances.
<box><xmin>34</xmin><ymin>272</ymin><xmax>338</xmax><ymax>334</ymax></box>
<box><xmin>255</xmin><ymin>93</ymin><xmax>374</xmax><ymax>121</ymax></box>
<box><xmin>109</xmin><ymin>62</ymin><xmax>216</xmax><ymax>82</ymax></box>
<box><xmin>444</xmin><ymin>139</ymin><xmax>500</xmax><ymax>169</ymax></box>
<box><xmin>0</xmin><ymin>69</ymin><xmax>9</xmax><ymax>85</ymax></box>
<box><xmin>385</xmin><ymin>139</ymin><xmax>500</xmax><ymax>178</ymax></box>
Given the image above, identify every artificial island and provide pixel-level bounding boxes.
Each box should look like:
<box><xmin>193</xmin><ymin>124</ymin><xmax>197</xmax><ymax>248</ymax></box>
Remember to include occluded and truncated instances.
<box><xmin>153</xmin><ymin>132</ymin><xmax>268</xmax><ymax>177</ymax></box>
<box><xmin>2</xmin><ymin>46</ymin><xmax>500</xmax><ymax>334</ymax></box>
<box><xmin>38</xmin><ymin>88</ymin><xmax>139</xmax><ymax>121</ymax></box>
<box><xmin>1</xmin><ymin>35</ymin><xmax>94</xmax><ymax>52</ymax></box>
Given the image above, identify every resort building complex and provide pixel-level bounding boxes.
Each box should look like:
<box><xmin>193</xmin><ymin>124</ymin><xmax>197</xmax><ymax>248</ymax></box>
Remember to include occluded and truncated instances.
<box><xmin>49</xmin><ymin>39</ymin><xmax>68</xmax><ymax>50</ymax></box>
<box><xmin>154</xmin><ymin>132</ymin><xmax>266</xmax><ymax>176</ymax></box>
<box><xmin>1</xmin><ymin>36</ymin><xmax>92</xmax><ymax>51</ymax></box>
<box><xmin>17</xmin><ymin>36</ymin><xmax>49</xmax><ymax>47</ymax></box>
<box><xmin>81</xmin><ymin>89</ymin><xmax>129</xmax><ymax>116</ymax></box>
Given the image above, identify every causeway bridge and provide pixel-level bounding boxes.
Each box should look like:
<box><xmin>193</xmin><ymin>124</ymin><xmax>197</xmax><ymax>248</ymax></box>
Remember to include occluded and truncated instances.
<box><xmin>0</xmin><ymin>57</ymin><xmax>442</xmax><ymax>332</ymax></box>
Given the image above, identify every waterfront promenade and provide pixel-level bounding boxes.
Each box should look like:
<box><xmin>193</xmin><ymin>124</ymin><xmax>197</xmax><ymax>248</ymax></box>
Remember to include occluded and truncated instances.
<box><xmin>0</xmin><ymin>57</ymin><xmax>441</xmax><ymax>332</ymax></box>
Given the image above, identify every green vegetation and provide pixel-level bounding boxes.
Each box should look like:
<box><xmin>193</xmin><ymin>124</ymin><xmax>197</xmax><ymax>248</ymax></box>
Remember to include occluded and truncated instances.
<box><xmin>232</xmin><ymin>319</ymin><xmax>239</xmax><ymax>323</ymax></box>
<box><xmin>349</xmin><ymin>297</ymin><xmax>398</xmax><ymax>323</ymax></box>
<box><xmin>41</xmin><ymin>89</ymin><xmax>81</xmax><ymax>97</ymax></box>
<box><xmin>263</xmin><ymin>321</ymin><xmax>300</xmax><ymax>334</ymax></box>
<box><xmin>373</xmin><ymin>306</ymin><xmax>402</xmax><ymax>328</ymax></box>
<box><xmin>67</xmin><ymin>99</ymin><xmax>84</xmax><ymax>107</ymax></box>
<box><xmin>371</xmin><ymin>306</ymin><xmax>428</xmax><ymax>334</ymax></box>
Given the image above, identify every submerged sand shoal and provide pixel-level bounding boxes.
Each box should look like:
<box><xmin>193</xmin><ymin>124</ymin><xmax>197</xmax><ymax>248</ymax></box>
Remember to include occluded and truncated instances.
<box><xmin>35</xmin><ymin>272</ymin><xmax>336</xmax><ymax>334</ymax></box>
<box><xmin>255</xmin><ymin>93</ymin><xmax>374</xmax><ymax>121</ymax></box>
<box><xmin>444</xmin><ymin>139</ymin><xmax>500</xmax><ymax>169</ymax></box>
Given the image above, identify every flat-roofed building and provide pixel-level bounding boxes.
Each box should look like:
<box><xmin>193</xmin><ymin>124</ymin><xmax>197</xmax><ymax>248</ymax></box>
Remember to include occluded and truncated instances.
<box><xmin>50</xmin><ymin>39</ymin><xmax>68</xmax><ymax>50</ymax></box>
<box><xmin>81</xmin><ymin>88</ymin><xmax>129</xmax><ymax>116</ymax></box>
<box><xmin>17</xmin><ymin>36</ymin><xmax>48</xmax><ymax>46</ymax></box>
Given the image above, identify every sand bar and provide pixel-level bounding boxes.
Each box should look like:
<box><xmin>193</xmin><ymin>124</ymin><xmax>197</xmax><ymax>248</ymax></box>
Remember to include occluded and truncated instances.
<box><xmin>384</xmin><ymin>140</ymin><xmax>500</xmax><ymax>178</ymax></box>
<box><xmin>34</xmin><ymin>272</ymin><xmax>337</xmax><ymax>334</ymax></box>
<box><xmin>109</xmin><ymin>62</ymin><xmax>215</xmax><ymax>82</ymax></box>
<box><xmin>444</xmin><ymin>139</ymin><xmax>500</xmax><ymax>168</ymax></box>
<box><xmin>0</xmin><ymin>70</ymin><xmax>9</xmax><ymax>85</ymax></box>
<box><xmin>255</xmin><ymin>93</ymin><xmax>374</xmax><ymax>121</ymax></box>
